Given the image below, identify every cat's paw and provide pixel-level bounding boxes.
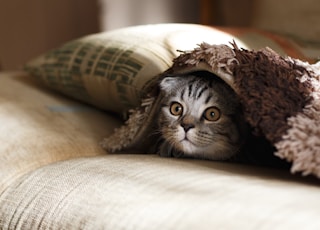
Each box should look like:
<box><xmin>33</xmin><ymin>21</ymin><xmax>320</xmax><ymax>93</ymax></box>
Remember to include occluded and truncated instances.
<box><xmin>158</xmin><ymin>142</ymin><xmax>173</xmax><ymax>158</ymax></box>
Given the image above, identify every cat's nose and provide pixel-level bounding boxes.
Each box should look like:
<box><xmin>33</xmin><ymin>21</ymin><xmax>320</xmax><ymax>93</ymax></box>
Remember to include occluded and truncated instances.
<box><xmin>181</xmin><ymin>123</ymin><xmax>195</xmax><ymax>132</ymax></box>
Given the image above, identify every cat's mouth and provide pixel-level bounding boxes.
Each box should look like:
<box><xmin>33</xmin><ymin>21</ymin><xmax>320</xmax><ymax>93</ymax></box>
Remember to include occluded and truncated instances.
<box><xmin>178</xmin><ymin>138</ymin><xmax>202</xmax><ymax>155</ymax></box>
<box><xmin>182</xmin><ymin>133</ymin><xmax>190</xmax><ymax>142</ymax></box>
<box><xmin>180</xmin><ymin>132</ymin><xmax>211</xmax><ymax>149</ymax></box>
<box><xmin>181</xmin><ymin>135</ymin><xmax>196</xmax><ymax>146</ymax></box>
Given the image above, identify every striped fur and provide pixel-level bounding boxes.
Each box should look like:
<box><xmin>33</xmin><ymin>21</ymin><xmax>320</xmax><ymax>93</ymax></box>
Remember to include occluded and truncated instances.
<box><xmin>158</xmin><ymin>73</ymin><xmax>247</xmax><ymax>160</ymax></box>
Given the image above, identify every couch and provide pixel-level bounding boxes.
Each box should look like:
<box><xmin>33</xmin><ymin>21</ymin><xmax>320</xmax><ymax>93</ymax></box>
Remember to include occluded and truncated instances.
<box><xmin>1</xmin><ymin>24</ymin><xmax>320</xmax><ymax>229</ymax></box>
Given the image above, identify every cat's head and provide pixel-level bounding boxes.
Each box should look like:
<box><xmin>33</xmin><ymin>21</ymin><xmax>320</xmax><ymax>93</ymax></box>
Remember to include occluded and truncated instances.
<box><xmin>158</xmin><ymin>73</ymin><xmax>247</xmax><ymax>160</ymax></box>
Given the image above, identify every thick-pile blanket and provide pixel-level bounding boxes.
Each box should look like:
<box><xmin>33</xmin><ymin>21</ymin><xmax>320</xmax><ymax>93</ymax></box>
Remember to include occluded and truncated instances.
<box><xmin>102</xmin><ymin>42</ymin><xmax>320</xmax><ymax>178</ymax></box>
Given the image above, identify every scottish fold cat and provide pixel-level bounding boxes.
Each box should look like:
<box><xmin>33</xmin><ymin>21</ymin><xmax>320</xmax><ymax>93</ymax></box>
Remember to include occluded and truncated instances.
<box><xmin>157</xmin><ymin>72</ymin><xmax>247</xmax><ymax>160</ymax></box>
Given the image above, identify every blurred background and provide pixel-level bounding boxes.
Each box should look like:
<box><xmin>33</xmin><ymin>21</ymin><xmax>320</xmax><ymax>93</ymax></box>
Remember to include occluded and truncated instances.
<box><xmin>0</xmin><ymin>0</ymin><xmax>319</xmax><ymax>70</ymax></box>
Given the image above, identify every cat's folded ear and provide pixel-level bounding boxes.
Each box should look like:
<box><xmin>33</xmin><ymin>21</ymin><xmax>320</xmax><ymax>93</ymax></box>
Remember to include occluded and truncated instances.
<box><xmin>159</xmin><ymin>77</ymin><xmax>179</xmax><ymax>93</ymax></box>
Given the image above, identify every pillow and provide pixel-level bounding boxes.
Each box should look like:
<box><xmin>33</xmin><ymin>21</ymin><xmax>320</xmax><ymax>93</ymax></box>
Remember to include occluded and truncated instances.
<box><xmin>25</xmin><ymin>24</ymin><xmax>242</xmax><ymax>116</ymax></box>
<box><xmin>25</xmin><ymin>23</ymin><xmax>312</xmax><ymax>117</ymax></box>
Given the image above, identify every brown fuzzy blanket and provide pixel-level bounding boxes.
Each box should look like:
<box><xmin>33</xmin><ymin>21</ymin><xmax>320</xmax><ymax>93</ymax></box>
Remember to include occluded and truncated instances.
<box><xmin>102</xmin><ymin>41</ymin><xmax>320</xmax><ymax>178</ymax></box>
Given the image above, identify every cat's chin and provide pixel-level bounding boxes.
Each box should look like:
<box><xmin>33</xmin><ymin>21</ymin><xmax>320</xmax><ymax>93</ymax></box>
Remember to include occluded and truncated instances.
<box><xmin>178</xmin><ymin>140</ymin><xmax>236</xmax><ymax>161</ymax></box>
<box><xmin>179</xmin><ymin>140</ymin><xmax>198</xmax><ymax>152</ymax></box>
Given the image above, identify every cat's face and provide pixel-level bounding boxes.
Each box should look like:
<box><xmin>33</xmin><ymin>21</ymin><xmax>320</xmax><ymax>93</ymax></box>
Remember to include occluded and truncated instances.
<box><xmin>158</xmin><ymin>74</ymin><xmax>246</xmax><ymax>160</ymax></box>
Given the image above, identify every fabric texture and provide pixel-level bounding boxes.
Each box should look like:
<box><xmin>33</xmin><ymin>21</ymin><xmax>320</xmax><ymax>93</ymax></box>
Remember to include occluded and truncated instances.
<box><xmin>1</xmin><ymin>154</ymin><xmax>320</xmax><ymax>230</ymax></box>
<box><xmin>0</xmin><ymin>72</ymin><xmax>121</xmax><ymax>194</ymax></box>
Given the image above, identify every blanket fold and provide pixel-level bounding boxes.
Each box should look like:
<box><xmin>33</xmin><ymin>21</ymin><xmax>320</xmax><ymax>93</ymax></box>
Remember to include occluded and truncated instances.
<box><xmin>102</xmin><ymin>42</ymin><xmax>320</xmax><ymax>178</ymax></box>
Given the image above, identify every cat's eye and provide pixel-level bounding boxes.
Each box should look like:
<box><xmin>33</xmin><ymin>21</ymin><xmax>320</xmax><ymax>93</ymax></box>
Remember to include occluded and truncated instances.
<box><xmin>203</xmin><ymin>107</ymin><xmax>220</xmax><ymax>122</ymax></box>
<box><xmin>170</xmin><ymin>102</ymin><xmax>183</xmax><ymax>116</ymax></box>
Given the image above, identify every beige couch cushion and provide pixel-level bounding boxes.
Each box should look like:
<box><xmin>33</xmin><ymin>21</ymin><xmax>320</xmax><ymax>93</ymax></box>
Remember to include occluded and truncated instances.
<box><xmin>1</xmin><ymin>71</ymin><xmax>320</xmax><ymax>229</ymax></box>
<box><xmin>1</xmin><ymin>154</ymin><xmax>320</xmax><ymax>229</ymax></box>
<box><xmin>0</xmin><ymin>71</ymin><xmax>121</xmax><ymax>193</ymax></box>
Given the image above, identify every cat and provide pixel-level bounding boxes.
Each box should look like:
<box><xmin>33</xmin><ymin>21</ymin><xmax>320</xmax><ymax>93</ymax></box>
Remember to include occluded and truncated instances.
<box><xmin>157</xmin><ymin>72</ymin><xmax>247</xmax><ymax>161</ymax></box>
